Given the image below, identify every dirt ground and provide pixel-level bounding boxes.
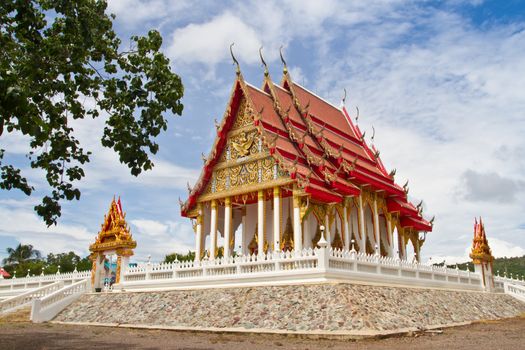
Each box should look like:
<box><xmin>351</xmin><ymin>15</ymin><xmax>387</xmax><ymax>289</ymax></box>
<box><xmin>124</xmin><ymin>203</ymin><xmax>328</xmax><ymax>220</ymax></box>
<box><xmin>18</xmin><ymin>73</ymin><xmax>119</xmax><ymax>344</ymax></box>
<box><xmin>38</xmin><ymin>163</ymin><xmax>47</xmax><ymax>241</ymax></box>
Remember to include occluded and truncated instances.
<box><xmin>1</xmin><ymin>316</ymin><xmax>525</xmax><ymax>350</ymax></box>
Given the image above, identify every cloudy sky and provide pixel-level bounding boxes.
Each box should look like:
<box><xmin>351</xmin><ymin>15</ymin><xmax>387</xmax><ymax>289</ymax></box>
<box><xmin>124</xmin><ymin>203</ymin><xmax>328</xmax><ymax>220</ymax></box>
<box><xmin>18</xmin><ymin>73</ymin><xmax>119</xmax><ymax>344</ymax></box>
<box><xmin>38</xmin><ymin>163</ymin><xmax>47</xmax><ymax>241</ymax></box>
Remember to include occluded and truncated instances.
<box><xmin>1</xmin><ymin>0</ymin><xmax>524</xmax><ymax>265</ymax></box>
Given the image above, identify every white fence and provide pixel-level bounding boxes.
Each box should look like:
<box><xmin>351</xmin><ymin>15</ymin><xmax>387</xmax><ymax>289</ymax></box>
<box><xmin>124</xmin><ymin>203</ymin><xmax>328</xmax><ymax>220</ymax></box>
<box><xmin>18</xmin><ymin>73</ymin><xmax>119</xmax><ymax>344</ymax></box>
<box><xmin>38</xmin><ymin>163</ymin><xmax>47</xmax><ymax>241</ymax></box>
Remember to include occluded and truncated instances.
<box><xmin>119</xmin><ymin>247</ymin><xmax>484</xmax><ymax>292</ymax></box>
<box><xmin>503</xmin><ymin>283</ymin><xmax>525</xmax><ymax>303</ymax></box>
<box><xmin>0</xmin><ymin>270</ymin><xmax>91</xmax><ymax>299</ymax></box>
<box><xmin>31</xmin><ymin>279</ymin><xmax>90</xmax><ymax>323</ymax></box>
<box><xmin>0</xmin><ymin>281</ymin><xmax>64</xmax><ymax>315</ymax></box>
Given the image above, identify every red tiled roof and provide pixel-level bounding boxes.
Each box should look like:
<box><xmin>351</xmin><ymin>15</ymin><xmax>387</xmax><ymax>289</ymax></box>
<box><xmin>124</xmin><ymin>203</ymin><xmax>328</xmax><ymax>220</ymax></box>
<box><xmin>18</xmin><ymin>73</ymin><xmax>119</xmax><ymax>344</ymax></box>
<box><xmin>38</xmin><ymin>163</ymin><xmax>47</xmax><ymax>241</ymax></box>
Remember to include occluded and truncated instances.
<box><xmin>181</xmin><ymin>71</ymin><xmax>432</xmax><ymax>233</ymax></box>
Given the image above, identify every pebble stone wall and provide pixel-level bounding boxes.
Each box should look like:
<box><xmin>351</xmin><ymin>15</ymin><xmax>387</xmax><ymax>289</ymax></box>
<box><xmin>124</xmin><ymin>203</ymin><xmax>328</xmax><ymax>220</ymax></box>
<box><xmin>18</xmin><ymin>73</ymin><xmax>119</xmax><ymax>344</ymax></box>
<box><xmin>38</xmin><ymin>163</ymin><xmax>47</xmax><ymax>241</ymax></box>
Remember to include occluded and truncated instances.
<box><xmin>54</xmin><ymin>283</ymin><xmax>525</xmax><ymax>333</ymax></box>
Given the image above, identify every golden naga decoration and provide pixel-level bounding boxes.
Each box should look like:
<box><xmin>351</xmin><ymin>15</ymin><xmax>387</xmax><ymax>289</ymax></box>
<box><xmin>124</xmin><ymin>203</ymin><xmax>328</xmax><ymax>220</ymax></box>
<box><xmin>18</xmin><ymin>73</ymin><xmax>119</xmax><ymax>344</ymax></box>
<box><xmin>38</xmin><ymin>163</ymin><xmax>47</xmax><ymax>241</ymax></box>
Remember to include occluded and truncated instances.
<box><xmin>89</xmin><ymin>197</ymin><xmax>136</xmax><ymax>254</ymax></box>
<box><xmin>231</xmin><ymin>131</ymin><xmax>254</xmax><ymax>157</ymax></box>
<box><xmin>298</xmin><ymin>196</ymin><xmax>310</xmax><ymax>222</ymax></box>
<box><xmin>311</xmin><ymin>225</ymin><xmax>322</xmax><ymax>248</ymax></box>
<box><xmin>248</xmin><ymin>223</ymin><xmax>269</xmax><ymax>255</ymax></box>
<box><xmin>469</xmin><ymin>217</ymin><xmax>494</xmax><ymax>264</ymax></box>
<box><xmin>331</xmin><ymin>227</ymin><xmax>344</xmax><ymax>250</ymax></box>
<box><xmin>280</xmin><ymin>216</ymin><xmax>294</xmax><ymax>251</ymax></box>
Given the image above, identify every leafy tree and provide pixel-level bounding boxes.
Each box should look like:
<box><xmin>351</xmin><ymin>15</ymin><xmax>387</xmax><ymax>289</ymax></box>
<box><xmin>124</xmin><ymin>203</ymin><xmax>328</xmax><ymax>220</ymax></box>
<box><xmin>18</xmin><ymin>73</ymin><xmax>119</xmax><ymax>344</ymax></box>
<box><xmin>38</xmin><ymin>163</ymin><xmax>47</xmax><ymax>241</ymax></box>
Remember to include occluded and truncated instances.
<box><xmin>164</xmin><ymin>251</ymin><xmax>195</xmax><ymax>263</ymax></box>
<box><xmin>2</xmin><ymin>243</ymin><xmax>41</xmax><ymax>266</ymax></box>
<box><xmin>2</xmin><ymin>246</ymin><xmax>92</xmax><ymax>277</ymax></box>
<box><xmin>2</xmin><ymin>243</ymin><xmax>42</xmax><ymax>277</ymax></box>
<box><xmin>445</xmin><ymin>255</ymin><xmax>525</xmax><ymax>278</ymax></box>
<box><xmin>0</xmin><ymin>0</ymin><xmax>184</xmax><ymax>225</ymax></box>
<box><xmin>44</xmin><ymin>251</ymin><xmax>87</xmax><ymax>273</ymax></box>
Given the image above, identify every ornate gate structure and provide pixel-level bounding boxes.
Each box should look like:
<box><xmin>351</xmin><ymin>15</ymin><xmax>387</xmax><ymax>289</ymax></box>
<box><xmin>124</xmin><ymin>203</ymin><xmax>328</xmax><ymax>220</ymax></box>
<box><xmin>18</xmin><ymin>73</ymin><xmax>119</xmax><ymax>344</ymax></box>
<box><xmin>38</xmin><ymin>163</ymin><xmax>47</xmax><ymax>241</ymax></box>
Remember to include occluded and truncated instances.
<box><xmin>89</xmin><ymin>197</ymin><xmax>136</xmax><ymax>291</ymax></box>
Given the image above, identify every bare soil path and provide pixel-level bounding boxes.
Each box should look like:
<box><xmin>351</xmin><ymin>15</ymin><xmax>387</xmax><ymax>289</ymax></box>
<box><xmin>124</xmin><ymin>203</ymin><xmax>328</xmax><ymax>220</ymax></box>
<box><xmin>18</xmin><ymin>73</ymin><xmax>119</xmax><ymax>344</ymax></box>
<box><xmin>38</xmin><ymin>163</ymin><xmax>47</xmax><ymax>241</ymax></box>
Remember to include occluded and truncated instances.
<box><xmin>1</xmin><ymin>317</ymin><xmax>524</xmax><ymax>350</ymax></box>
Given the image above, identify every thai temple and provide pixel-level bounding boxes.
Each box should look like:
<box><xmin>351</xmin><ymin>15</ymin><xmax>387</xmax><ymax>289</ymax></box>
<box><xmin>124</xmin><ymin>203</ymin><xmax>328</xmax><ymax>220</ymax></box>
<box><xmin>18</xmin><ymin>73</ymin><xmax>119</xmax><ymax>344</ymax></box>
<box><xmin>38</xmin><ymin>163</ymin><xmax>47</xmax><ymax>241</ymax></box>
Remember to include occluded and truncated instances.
<box><xmin>2</xmin><ymin>49</ymin><xmax>525</xmax><ymax>331</ymax></box>
<box><xmin>180</xmin><ymin>48</ymin><xmax>433</xmax><ymax>262</ymax></box>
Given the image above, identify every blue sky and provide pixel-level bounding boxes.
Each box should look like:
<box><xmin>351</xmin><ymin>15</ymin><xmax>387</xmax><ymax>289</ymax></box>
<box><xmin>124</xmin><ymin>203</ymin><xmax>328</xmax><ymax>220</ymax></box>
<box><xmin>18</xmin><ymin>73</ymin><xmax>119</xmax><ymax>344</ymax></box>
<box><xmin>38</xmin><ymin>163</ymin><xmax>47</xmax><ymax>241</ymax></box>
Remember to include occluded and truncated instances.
<box><xmin>1</xmin><ymin>0</ymin><xmax>525</xmax><ymax>264</ymax></box>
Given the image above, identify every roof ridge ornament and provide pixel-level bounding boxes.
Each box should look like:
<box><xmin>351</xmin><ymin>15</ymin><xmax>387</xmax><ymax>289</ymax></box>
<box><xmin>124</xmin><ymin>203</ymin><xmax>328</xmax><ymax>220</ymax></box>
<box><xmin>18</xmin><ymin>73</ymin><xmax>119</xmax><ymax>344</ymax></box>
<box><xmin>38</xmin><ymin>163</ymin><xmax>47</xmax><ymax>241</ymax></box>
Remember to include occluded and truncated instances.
<box><xmin>259</xmin><ymin>46</ymin><xmax>269</xmax><ymax>77</ymax></box>
<box><xmin>355</xmin><ymin>106</ymin><xmax>359</xmax><ymax>123</ymax></box>
<box><xmin>279</xmin><ymin>45</ymin><xmax>288</xmax><ymax>75</ymax></box>
<box><xmin>230</xmin><ymin>43</ymin><xmax>240</xmax><ymax>76</ymax></box>
<box><xmin>360</xmin><ymin>131</ymin><xmax>366</xmax><ymax>143</ymax></box>
<box><xmin>342</xmin><ymin>88</ymin><xmax>347</xmax><ymax>105</ymax></box>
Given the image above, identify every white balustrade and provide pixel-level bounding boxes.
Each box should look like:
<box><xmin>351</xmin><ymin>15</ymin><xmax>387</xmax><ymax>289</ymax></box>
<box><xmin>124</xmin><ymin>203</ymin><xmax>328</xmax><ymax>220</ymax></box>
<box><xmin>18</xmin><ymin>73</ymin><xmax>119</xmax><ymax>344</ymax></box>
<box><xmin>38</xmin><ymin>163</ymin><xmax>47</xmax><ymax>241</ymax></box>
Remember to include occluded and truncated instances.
<box><xmin>0</xmin><ymin>281</ymin><xmax>64</xmax><ymax>314</ymax></box>
<box><xmin>503</xmin><ymin>283</ymin><xmax>525</xmax><ymax>303</ymax></box>
<box><xmin>31</xmin><ymin>279</ymin><xmax>90</xmax><ymax>323</ymax></box>
<box><xmin>118</xmin><ymin>246</ymin><xmax>484</xmax><ymax>292</ymax></box>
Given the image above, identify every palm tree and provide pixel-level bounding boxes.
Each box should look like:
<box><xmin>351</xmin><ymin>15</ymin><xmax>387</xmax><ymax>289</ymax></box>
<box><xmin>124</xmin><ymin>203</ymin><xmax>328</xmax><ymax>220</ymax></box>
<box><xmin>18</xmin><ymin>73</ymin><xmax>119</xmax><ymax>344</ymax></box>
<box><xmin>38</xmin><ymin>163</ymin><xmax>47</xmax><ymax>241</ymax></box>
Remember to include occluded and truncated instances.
<box><xmin>2</xmin><ymin>244</ymin><xmax>41</xmax><ymax>266</ymax></box>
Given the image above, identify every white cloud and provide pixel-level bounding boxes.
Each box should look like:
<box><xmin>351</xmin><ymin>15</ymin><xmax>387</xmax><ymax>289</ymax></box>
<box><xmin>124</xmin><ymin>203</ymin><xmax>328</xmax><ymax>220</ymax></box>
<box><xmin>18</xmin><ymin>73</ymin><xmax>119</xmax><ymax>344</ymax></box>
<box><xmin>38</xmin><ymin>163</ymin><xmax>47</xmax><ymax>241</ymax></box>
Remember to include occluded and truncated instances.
<box><xmin>106</xmin><ymin>0</ymin><xmax>192</xmax><ymax>28</ymax></box>
<box><xmin>489</xmin><ymin>238</ymin><xmax>525</xmax><ymax>259</ymax></box>
<box><xmin>130</xmin><ymin>219</ymin><xmax>168</xmax><ymax>237</ymax></box>
<box><xmin>167</xmin><ymin>12</ymin><xmax>262</xmax><ymax>66</ymax></box>
<box><xmin>304</xmin><ymin>5</ymin><xmax>525</xmax><ymax>260</ymax></box>
<box><xmin>130</xmin><ymin>219</ymin><xmax>194</xmax><ymax>262</ymax></box>
<box><xmin>0</xmin><ymin>202</ymin><xmax>93</xmax><ymax>257</ymax></box>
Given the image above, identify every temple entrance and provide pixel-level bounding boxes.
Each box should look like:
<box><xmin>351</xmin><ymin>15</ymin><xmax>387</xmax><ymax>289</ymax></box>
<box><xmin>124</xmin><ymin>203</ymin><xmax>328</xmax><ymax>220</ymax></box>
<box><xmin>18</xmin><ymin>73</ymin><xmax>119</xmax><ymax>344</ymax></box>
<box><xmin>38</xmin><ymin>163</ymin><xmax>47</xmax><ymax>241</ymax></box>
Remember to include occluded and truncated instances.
<box><xmin>103</xmin><ymin>253</ymin><xmax>117</xmax><ymax>290</ymax></box>
<box><xmin>89</xmin><ymin>198</ymin><xmax>136</xmax><ymax>292</ymax></box>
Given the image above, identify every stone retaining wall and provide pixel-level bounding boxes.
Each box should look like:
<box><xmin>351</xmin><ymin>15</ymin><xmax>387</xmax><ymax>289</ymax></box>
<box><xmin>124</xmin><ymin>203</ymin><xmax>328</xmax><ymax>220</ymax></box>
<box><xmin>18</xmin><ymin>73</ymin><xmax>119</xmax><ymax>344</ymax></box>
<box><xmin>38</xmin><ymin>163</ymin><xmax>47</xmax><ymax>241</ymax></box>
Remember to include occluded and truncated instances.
<box><xmin>54</xmin><ymin>283</ymin><xmax>525</xmax><ymax>334</ymax></box>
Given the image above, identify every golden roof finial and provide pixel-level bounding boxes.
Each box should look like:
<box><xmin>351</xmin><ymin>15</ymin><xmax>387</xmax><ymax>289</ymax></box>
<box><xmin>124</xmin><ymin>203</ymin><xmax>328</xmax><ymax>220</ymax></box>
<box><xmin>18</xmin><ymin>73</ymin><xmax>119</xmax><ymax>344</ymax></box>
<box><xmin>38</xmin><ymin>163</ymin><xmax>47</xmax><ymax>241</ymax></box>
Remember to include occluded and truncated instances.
<box><xmin>342</xmin><ymin>88</ymin><xmax>347</xmax><ymax>105</ymax></box>
<box><xmin>230</xmin><ymin>43</ymin><xmax>240</xmax><ymax>76</ymax></box>
<box><xmin>259</xmin><ymin>46</ymin><xmax>269</xmax><ymax>77</ymax></box>
<box><xmin>279</xmin><ymin>45</ymin><xmax>288</xmax><ymax>75</ymax></box>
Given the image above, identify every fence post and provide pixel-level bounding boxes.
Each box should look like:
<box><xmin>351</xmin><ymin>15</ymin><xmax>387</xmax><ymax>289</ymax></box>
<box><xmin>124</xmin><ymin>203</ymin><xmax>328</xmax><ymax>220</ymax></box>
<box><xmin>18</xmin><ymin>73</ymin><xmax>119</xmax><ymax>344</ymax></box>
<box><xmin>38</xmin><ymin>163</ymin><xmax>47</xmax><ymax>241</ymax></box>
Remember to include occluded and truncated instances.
<box><xmin>316</xmin><ymin>238</ymin><xmax>329</xmax><ymax>272</ymax></box>
<box><xmin>30</xmin><ymin>298</ymin><xmax>42</xmax><ymax>323</ymax></box>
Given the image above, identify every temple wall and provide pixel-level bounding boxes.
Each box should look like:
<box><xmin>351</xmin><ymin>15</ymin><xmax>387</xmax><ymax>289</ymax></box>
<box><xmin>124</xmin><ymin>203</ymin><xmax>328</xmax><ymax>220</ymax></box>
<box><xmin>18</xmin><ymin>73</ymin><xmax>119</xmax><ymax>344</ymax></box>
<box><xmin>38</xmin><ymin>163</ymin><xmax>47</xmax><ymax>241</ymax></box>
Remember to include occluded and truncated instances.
<box><xmin>54</xmin><ymin>283</ymin><xmax>525</xmax><ymax>335</ymax></box>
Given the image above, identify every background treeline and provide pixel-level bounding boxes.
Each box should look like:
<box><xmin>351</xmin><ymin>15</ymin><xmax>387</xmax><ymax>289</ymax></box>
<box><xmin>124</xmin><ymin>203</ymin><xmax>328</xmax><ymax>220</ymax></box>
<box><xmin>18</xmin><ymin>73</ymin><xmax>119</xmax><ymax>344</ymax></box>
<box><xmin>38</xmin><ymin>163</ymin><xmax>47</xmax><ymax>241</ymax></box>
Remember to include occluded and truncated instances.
<box><xmin>2</xmin><ymin>244</ymin><xmax>91</xmax><ymax>278</ymax></box>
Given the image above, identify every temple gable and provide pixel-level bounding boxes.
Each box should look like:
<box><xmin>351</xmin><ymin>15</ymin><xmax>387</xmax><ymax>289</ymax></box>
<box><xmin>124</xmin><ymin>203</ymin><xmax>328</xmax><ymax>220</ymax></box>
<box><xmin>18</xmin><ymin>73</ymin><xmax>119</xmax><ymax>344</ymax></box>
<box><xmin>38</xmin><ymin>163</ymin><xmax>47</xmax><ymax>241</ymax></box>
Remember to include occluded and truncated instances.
<box><xmin>199</xmin><ymin>97</ymin><xmax>288</xmax><ymax>202</ymax></box>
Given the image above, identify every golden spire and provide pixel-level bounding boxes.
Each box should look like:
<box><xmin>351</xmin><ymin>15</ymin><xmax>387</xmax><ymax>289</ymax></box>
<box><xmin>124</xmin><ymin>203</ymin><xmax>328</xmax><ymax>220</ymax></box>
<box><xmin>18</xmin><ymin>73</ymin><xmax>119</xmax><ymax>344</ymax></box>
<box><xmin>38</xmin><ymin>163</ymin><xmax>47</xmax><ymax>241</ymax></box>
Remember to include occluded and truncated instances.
<box><xmin>469</xmin><ymin>217</ymin><xmax>493</xmax><ymax>264</ymax></box>
<box><xmin>89</xmin><ymin>197</ymin><xmax>136</xmax><ymax>254</ymax></box>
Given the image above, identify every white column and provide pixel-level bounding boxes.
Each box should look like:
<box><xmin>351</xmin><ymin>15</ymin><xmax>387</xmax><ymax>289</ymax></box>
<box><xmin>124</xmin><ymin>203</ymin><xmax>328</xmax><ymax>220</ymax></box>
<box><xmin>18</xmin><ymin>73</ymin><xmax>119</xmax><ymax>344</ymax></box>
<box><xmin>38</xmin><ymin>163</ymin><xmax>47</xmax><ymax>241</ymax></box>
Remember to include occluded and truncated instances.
<box><xmin>372</xmin><ymin>196</ymin><xmax>380</xmax><ymax>255</ymax></box>
<box><xmin>241</xmin><ymin>208</ymin><xmax>247</xmax><ymax>255</ymax></box>
<box><xmin>386</xmin><ymin>217</ymin><xmax>394</xmax><ymax>257</ymax></box>
<box><xmin>93</xmin><ymin>254</ymin><xmax>103</xmax><ymax>291</ymax></box>
<box><xmin>195</xmin><ymin>217</ymin><xmax>203</xmax><ymax>262</ymax></box>
<box><xmin>303</xmin><ymin>215</ymin><xmax>311</xmax><ymax>249</ymax></box>
<box><xmin>415</xmin><ymin>233</ymin><xmax>421</xmax><ymax>262</ymax></box>
<box><xmin>358</xmin><ymin>194</ymin><xmax>366</xmax><ymax>252</ymax></box>
<box><xmin>118</xmin><ymin>255</ymin><xmax>130</xmax><ymax>284</ymax></box>
<box><xmin>293</xmin><ymin>195</ymin><xmax>303</xmax><ymax>251</ymax></box>
<box><xmin>324</xmin><ymin>212</ymin><xmax>331</xmax><ymax>246</ymax></box>
<box><xmin>224</xmin><ymin>197</ymin><xmax>232</xmax><ymax>258</ymax></box>
<box><xmin>343</xmin><ymin>200</ymin><xmax>350</xmax><ymax>250</ymax></box>
<box><xmin>400</xmin><ymin>231</ymin><xmax>406</xmax><ymax>260</ymax></box>
<box><xmin>273</xmin><ymin>187</ymin><xmax>281</xmax><ymax>252</ymax></box>
<box><xmin>210</xmin><ymin>199</ymin><xmax>218</xmax><ymax>259</ymax></box>
<box><xmin>258</xmin><ymin>190</ymin><xmax>265</xmax><ymax>255</ymax></box>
